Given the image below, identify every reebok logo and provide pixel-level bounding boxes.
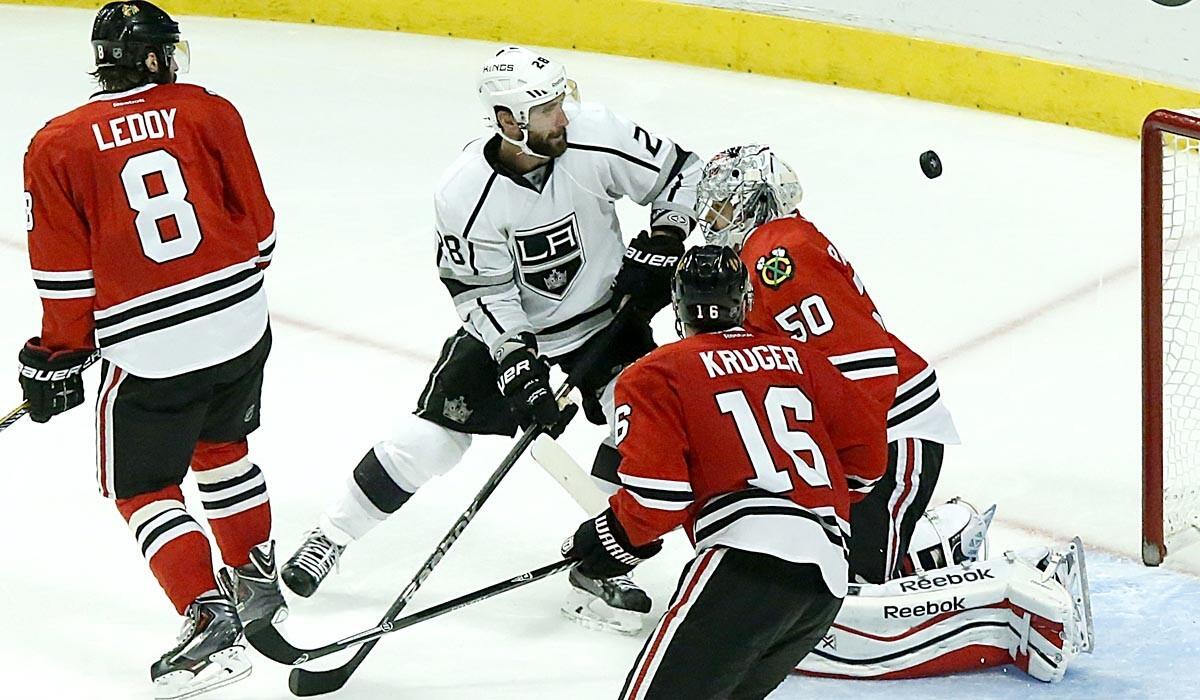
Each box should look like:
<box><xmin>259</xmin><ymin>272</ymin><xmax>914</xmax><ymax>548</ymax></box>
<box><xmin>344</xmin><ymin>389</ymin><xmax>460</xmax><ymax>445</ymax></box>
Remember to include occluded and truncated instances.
<box><xmin>883</xmin><ymin>596</ymin><xmax>965</xmax><ymax>619</ymax></box>
<box><xmin>898</xmin><ymin>568</ymin><xmax>994</xmax><ymax>592</ymax></box>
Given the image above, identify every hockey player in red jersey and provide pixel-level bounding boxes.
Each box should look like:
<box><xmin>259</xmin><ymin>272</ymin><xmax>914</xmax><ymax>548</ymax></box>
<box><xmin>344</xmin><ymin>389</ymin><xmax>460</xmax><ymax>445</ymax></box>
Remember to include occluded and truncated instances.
<box><xmin>696</xmin><ymin>144</ymin><xmax>961</xmax><ymax>585</ymax></box>
<box><xmin>18</xmin><ymin>3</ymin><xmax>282</xmax><ymax>697</ymax></box>
<box><xmin>563</xmin><ymin>245</ymin><xmax>887</xmax><ymax>699</ymax></box>
<box><xmin>691</xmin><ymin>145</ymin><xmax>1094</xmax><ymax>682</ymax></box>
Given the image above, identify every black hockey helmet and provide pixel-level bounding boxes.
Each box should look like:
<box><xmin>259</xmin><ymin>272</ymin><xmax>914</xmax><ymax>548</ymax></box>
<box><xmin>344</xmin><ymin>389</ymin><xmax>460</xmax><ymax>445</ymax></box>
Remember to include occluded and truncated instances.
<box><xmin>672</xmin><ymin>245</ymin><xmax>752</xmax><ymax>334</ymax></box>
<box><xmin>91</xmin><ymin>2</ymin><xmax>186</xmax><ymax>73</ymax></box>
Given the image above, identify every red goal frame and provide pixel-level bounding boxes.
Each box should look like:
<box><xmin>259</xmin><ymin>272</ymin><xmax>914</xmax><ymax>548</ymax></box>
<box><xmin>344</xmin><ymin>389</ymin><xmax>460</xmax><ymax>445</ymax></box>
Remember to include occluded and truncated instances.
<box><xmin>1142</xmin><ymin>109</ymin><xmax>1200</xmax><ymax>566</ymax></box>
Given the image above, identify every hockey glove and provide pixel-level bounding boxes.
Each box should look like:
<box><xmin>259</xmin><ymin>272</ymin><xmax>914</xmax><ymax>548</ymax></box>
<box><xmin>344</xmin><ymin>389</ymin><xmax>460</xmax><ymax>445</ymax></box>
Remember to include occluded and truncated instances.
<box><xmin>562</xmin><ymin>508</ymin><xmax>663</xmax><ymax>580</ymax></box>
<box><xmin>497</xmin><ymin>335</ymin><xmax>563</xmax><ymax>434</ymax></box>
<box><xmin>18</xmin><ymin>339</ymin><xmax>98</xmax><ymax>423</ymax></box>
<box><xmin>612</xmin><ymin>230</ymin><xmax>684</xmax><ymax>319</ymax></box>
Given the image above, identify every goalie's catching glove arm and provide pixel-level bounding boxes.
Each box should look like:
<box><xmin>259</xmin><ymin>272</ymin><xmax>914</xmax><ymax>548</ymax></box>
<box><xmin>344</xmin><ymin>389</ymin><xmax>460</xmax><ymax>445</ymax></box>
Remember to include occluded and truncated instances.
<box><xmin>562</xmin><ymin>508</ymin><xmax>663</xmax><ymax>579</ymax></box>
<box><xmin>497</xmin><ymin>333</ymin><xmax>563</xmax><ymax>433</ymax></box>
<box><xmin>612</xmin><ymin>230</ymin><xmax>685</xmax><ymax>319</ymax></box>
<box><xmin>18</xmin><ymin>338</ymin><xmax>98</xmax><ymax>423</ymax></box>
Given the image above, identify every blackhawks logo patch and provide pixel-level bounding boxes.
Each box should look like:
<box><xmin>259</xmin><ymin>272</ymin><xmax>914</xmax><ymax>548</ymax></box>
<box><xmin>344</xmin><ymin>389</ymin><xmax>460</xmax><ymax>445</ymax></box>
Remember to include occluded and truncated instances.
<box><xmin>756</xmin><ymin>247</ymin><xmax>794</xmax><ymax>288</ymax></box>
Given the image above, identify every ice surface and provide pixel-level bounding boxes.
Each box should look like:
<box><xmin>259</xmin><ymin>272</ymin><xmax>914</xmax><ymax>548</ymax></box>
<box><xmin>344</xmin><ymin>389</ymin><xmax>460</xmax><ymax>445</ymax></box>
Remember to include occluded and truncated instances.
<box><xmin>0</xmin><ymin>6</ymin><xmax>1197</xmax><ymax>698</ymax></box>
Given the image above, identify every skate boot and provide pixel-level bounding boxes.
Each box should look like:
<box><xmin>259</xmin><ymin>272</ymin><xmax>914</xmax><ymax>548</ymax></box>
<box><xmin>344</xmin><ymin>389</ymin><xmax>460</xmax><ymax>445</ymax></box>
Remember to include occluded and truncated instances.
<box><xmin>281</xmin><ymin>528</ymin><xmax>345</xmax><ymax>598</ymax></box>
<box><xmin>151</xmin><ymin>591</ymin><xmax>251</xmax><ymax>700</ymax></box>
<box><xmin>217</xmin><ymin>540</ymin><xmax>288</xmax><ymax>625</ymax></box>
<box><xmin>561</xmin><ymin>566</ymin><xmax>652</xmax><ymax>635</ymax></box>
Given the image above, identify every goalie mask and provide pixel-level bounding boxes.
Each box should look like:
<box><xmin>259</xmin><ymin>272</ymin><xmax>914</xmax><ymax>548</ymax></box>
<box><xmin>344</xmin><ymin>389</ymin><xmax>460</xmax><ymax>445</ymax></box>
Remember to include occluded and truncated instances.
<box><xmin>900</xmin><ymin>498</ymin><xmax>997</xmax><ymax>576</ymax></box>
<box><xmin>477</xmin><ymin>46</ymin><xmax>579</xmax><ymax>158</ymax></box>
<box><xmin>697</xmin><ymin>144</ymin><xmax>803</xmax><ymax>250</ymax></box>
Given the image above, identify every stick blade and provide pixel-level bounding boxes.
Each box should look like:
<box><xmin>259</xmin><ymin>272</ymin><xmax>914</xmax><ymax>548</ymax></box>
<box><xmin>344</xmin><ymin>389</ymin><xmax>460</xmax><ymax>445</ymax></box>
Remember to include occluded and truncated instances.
<box><xmin>244</xmin><ymin>619</ymin><xmax>309</xmax><ymax>665</ymax></box>
<box><xmin>289</xmin><ymin>665</ymin><xmax>354</xmax><ymax>696</ymax></box>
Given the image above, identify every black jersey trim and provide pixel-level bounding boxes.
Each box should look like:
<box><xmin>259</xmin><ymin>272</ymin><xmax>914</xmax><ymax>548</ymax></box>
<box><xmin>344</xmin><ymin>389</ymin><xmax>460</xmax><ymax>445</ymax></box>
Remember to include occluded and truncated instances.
<box><xmin>476</xmin><ymin>298</ymin><xmax>505</xmax><ymax>334</ymax></box>
<box><xmin>94</xmin><ymin>267</ymin><xmax>260</xmax><ymax>330</ymax></box>
<box><xmin>196</xmin><ymin>464</ymin><xmax>262</xmax><ymax>494</ymax></box>
<box><xmin>461</xmin><ymin>172</ymin><xmax>499</xmax><ymax>276</ymax></box>
<box><xmin>98</xmin><ymin>279</ymin><xmax>264</xmax><ymax>348</ymax></box>
<box><xmin>568</xmin><ymin>142</ymin><xmax>659</xmax><ymax>172</ymax></box>
<box><xmin>539</xmin><ymin>299</ymin><xmax>612</xmax><ymax>336</ymax></box>
<box><xmin>887</xmin><ymin>389</ymin><xmax>942</xmax><ymax>428</ymax></box>
<box><xmin>892</xmin><ymin>371</ymin><xmax>937</xmax><ymax>408</ymax></box>
<box><xmin>139</xmin><ymin>514</ymin><xmax>195</xmax><ymax>556</ymax></box>
<box><xmin>201</xmin><ymin>483</ymin><xmax>268</xmax><ymax>512</ymax></box>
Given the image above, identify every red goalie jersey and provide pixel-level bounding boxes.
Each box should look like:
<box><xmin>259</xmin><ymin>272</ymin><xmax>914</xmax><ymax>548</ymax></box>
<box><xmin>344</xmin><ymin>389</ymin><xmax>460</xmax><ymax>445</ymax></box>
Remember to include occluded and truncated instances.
<box><xmin>609</xmin><ymin>328</ymin><xmax>887</xmax><ymax>598</ymax></box>
<box><xmin>739</xmin><ymin>213</ymin><xmax>958</xmax><ymax>444</ymax></box>
<box><xmin>23</xmin><ymin>83</ymin><xmax>275</xmax><ymax>378</ymax></box>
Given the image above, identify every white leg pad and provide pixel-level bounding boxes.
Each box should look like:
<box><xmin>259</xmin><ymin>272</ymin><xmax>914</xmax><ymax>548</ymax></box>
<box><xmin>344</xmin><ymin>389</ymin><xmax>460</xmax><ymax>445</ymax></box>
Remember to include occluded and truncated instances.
<box><xmin>796</xmin><ymin>549</ymin><xmax>1085</xmax><ymax>682</ymax></box>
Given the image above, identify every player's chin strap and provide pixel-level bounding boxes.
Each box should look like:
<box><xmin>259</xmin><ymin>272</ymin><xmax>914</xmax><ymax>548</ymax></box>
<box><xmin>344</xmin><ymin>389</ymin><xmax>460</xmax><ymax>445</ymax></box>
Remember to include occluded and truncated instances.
<box><xmin>497</xmin><ymin>126</ymin><xmax>554</xmax><ymax>159</ymax></box>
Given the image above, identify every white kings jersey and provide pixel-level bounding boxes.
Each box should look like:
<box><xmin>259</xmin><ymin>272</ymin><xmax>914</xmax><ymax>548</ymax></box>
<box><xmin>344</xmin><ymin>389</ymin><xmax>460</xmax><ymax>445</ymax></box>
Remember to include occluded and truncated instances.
<box><xmin>434</xmin><ymin>101</ymin><xmax>701</xmax><ymax>358</ymax></box>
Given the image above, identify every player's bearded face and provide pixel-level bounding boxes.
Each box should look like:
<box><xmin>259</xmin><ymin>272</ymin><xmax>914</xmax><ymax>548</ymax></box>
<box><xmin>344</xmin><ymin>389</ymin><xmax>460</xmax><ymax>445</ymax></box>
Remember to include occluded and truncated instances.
<box><xmin>527</xmin><ymin>98</ymin><xmax>569</xmax><ymax>158</ymax></box>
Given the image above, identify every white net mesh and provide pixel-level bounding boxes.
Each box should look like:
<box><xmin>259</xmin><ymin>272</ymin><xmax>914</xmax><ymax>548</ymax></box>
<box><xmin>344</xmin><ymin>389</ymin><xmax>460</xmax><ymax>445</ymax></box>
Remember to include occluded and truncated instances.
<box><xmin>1160</xmin><ymin>114</ymin><xmax>1200</xmax><ymax>552</ymax></box>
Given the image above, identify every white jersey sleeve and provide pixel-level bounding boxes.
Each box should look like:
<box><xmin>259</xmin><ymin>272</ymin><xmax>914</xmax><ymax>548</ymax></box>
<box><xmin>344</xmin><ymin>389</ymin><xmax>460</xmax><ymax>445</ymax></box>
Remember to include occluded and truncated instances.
<box><xmin>567</xmin><ymin>103</ymin><xmax>702</xmax><ymax>238</ymax></box>
<box><xmin>435</xmin><ymin>158</ymin><xmax>533</xmax><ymax>357</ymax></box>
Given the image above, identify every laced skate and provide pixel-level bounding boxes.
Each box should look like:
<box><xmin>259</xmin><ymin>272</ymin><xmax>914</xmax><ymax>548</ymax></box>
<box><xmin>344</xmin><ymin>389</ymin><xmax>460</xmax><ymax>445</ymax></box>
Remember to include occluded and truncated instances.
<box><xmin>281</xmin><ymin>528</ymin><xmax>345</xmax><ymax>598</ymax></box>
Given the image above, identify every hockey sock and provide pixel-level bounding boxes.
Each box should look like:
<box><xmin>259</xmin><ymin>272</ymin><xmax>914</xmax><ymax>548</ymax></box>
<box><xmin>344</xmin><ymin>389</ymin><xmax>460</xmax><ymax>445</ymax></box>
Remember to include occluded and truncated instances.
<box><xmin>320</xmin><ymin>447</ymin><xmax>414</xmax><ymax>544</ymax></box>
<box><xmin>117</xmin><ymin>486</ymin><xmax>217</xmax><ymax>615</ymax></box>
<box><xmin>193</xmin><ymin>440</ymin><xmax>270</xmax><ymax>568</ymax></box>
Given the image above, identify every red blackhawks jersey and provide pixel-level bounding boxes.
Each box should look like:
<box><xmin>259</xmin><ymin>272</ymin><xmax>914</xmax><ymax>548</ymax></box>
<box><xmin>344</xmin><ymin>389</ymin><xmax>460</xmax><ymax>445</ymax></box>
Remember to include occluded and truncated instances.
<box><xmin>740</xmin><ymin>213</ymin><xmax>958</xmax><ymax>445</ymax></box>
<box><xmin>609</xmin><ymin>327</ymin><xmax>887</xmax><ymax>598</ymax></box>
<box><xmin>23</xmin><ymin>83</ymin><xmax>275</xmax><ymax>378</ymax></box>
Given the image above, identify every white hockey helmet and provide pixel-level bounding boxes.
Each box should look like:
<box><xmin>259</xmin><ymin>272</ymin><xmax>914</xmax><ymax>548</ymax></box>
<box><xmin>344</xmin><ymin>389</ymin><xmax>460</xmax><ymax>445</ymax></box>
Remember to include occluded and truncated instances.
<box><xmin>477</xmin><ymin>46</ymin><xmax>578</xmax><ymax>155</ymax></box>
<box><xmin>697</xmin><ymin>144</ymin><xmax>803</xmax><ymax>250</ymax></box>
<box><xmin>901</xmin><ymin>498</ymin><xmax>997</xmax><ymax>576</ymax></box>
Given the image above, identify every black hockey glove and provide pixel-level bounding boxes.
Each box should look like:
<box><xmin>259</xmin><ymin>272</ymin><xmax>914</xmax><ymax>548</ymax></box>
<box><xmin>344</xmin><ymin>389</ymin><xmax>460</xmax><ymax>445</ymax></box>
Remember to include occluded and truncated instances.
<box><xmin>562</xmin><ymin>508</ymin><xmax>663</xmax><ymax>580</ymax></box>
<box><xmin>497</xmin><ymin>335</ymin><xmax>564</xmax><ymax>434</ymax></box>
<box><xmin>612</xmin><ymin>230</ymin><xmax>685</xmax><ymax>319</ymax></box>
<box><xmin>17</xmin><ymin>339</ymin><xmax>98</xmax><ymax>423</ymax></box>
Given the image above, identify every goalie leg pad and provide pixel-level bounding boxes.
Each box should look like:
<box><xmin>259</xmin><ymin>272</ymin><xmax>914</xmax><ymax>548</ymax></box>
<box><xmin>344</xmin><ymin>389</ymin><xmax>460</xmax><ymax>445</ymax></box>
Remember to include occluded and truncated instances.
<box><xmin>796</xmin><ymin>546</ymin><xmax>1089</xmax><ymax>682</ymax></box>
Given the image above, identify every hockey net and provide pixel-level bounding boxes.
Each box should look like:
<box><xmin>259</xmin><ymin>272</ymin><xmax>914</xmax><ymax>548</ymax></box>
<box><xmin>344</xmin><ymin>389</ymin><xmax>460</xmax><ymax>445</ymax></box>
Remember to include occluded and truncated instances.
<box><xmin>1143</xmin><ymin>109</ymin><xmax>1200</xmax><ymax>565</ymax></box>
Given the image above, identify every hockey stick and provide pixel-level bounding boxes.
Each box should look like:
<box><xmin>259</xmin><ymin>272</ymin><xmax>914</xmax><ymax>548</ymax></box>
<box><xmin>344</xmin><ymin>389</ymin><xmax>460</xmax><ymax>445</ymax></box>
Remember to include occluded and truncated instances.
<box><xmin>0</xmin><ymin>402</ymin><xmax>29</xmax><ymax>436</ymax></box>
<box><xmin>530</xmin><ymin>434</ymin><xmax>610</xmax><ymax>516</ymax></box>
<box><xmin>247</xmin><ymin>558</ymin><xmax>575</xmax><ymax>665</ymax></box>
<box><xmin>282</xmin><ymin>303</ymin><xmax>635</xmax><ymax>696</ymax></box>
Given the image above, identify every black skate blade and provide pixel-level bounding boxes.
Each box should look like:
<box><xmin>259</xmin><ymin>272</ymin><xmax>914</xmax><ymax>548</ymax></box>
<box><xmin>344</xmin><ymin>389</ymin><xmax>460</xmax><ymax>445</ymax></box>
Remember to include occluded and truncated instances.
<box><xmin>244</xmin><ymin>619</ymin><xmax>309</xmax><ymax>665</ymax></box>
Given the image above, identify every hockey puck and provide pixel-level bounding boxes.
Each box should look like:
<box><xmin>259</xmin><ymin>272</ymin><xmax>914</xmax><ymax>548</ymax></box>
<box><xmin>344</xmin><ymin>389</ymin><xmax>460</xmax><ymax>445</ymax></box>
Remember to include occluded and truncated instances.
<box><xmin>919</xmin><ymin>150</ymin><xmax>942</xmax><ymax>179</ymax></box>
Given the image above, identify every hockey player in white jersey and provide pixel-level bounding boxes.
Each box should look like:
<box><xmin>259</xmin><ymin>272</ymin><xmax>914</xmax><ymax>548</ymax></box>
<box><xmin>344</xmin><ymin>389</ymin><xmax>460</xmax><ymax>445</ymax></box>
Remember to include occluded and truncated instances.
<box><xmin>282</xmin><ymin>46</ymin><xmax>701</xmax><ymax>632</ymax></box>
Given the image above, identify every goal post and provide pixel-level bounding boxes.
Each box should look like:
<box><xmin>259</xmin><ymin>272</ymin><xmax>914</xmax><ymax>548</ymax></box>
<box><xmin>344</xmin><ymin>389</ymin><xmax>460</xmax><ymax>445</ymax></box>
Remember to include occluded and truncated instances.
<box><xmin>1143</xmin><ymin>108</ymin><xmax>1200</xmax><ymax>566</ymax></box>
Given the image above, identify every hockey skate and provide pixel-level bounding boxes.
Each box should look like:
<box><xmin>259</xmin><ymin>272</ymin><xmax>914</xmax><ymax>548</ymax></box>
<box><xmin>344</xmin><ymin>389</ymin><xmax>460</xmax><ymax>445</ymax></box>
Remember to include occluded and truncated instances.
<box><xmin>281</xmin><ymin>528</ymin><xmax>345</xmax><ymax>598</ymax></box>
<box><xmin>151</xmin><ymin>591</ymin><xmax>251</xmax><ymax>700</ymax></box>
<box><xmin>561</xmin><ymin>566</ymin><xmax>652</xmax><ymax>635</ymax></box>
<box><xmin>217</xmin><ymin>540</ymin><xmax>288</xmax><ymax>625</ymax></box>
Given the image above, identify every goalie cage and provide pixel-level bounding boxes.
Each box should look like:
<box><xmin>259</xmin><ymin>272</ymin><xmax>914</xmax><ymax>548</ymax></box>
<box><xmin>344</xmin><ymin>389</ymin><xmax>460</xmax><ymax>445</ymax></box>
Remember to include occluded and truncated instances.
<box><xmin>1143</xmin><ymin>108</ymin><xmax>1200</xmax><ymax>565</ymax></box>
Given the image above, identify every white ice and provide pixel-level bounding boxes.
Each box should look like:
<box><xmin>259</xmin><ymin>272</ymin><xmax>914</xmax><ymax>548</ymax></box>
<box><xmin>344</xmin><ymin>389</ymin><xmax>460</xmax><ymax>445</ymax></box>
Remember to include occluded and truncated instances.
<box><xmin>0</xmin><ymin>6</ymin><xmax>1197</xmax><ymax>698</ymax></box>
